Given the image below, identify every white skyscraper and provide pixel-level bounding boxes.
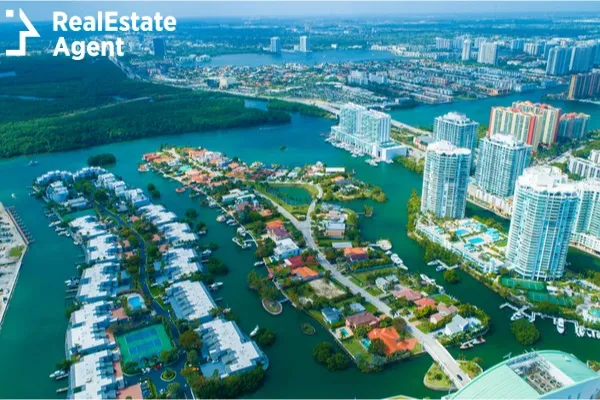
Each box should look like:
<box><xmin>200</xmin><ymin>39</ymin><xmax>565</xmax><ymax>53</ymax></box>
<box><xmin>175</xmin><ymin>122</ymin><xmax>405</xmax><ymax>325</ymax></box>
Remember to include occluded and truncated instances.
<box><xmin>477</xmin><ymin>42</ymin><xmax>498</xmax><ymax>65</ymax></box>
<box><xmin>299</xmin><ymin>36</ymin><xmax>310</xmax><ymax>53</ymax></box>
<box><xmin>421</xmin><ymin>141</ymin><xmax>472</xmax><ymax>219</ymax></box>
<box><xmin>269</xmin><ymin>37</ymin><xmax>281</xmax><ymax>53</ymax></box>
<box><xmin>462</xmin><ymin>39</ymin><xmax>472</xmax><ymax>61</ymax></box>
<box><xmin>506</xmin><ymin>166</ymin><xmax>579</xmax><ymax>280</ymax></box>
<box><xmin>475</xmin><ymin>134</ymin><xmax>532</xmax><ymax>197</ymax></box>
<box><xmin>571</xmin><ymin>178</ymin><xmax>600</xmax><ymax>254</ymax></box>
<box><xmin>433</xmin><ymin>112</ymin><xmax>479</xmax><ymax>167</ymax></box>
<box><xmin>331</xmin><ymin>104</ymin><xmax>406</xmax><ymax>161</ymax></box>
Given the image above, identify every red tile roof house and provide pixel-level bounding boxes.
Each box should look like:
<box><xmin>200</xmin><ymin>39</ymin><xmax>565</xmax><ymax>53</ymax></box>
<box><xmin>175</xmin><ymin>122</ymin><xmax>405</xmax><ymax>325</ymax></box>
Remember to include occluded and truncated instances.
<box><xmin>284</xmin><ymin>255</ymin><xmax>316</xmax><ymax>269</ymax></box>
<box><xmin>429</xmin><ymin>312</ymin><xmax>446</xmax><ymax>324</ymax></box>
<box><xmin>393</xmin><ymin>288</ymin><xmax>422</xmax><ymax>302</ymax></box>
<box><xmin>437</xmin><ymin>302</ymin><xmax>459</xmax><ymax>316</ymax></box>
<box><xmin>346</xmin><ymin>312</ymin><xmax>379</xmax><ymax>329</ymax></box>
<box><xmin>267</xmin><ymin>226</ymin><xmax>290</xmax><ymax>242</ymax></box>
<box><xmin>414</xmin><ymin>298</ymin><xmax>436</xmax><ymax>309</ymax></box>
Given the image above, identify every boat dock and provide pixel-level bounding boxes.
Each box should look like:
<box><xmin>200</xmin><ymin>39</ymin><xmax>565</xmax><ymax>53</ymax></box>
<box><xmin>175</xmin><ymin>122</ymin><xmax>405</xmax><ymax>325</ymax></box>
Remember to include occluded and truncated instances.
<box><xmin>428</xmin><ymin>259</ymin><xmax>458</xmax><ymax>272</ymax></box>
<box><xmin>0</xmin><ymin>203</ymin><xmax>29</xmax><ymax>328</ymax></box>
<box><xmin>500</xmin><ymin>302</ymin><xmax>600</xmax><ymax>338</ymax></box>
<box><xmin>6</xmin><ymin>206</ymin><xmax>34</xmax><ymax>244</ymax></box>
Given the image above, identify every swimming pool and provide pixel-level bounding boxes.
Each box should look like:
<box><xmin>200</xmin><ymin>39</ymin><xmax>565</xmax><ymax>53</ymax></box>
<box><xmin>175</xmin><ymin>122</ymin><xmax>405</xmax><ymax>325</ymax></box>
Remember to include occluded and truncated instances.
<box><xmin>128</xmin><ymin>296</ymin><xmax>144</xmax><ymax>310</ymax></box>
<box><xmin>360</xmin><ymin>338</ymin><xmax>371</xmax><ymax>349</ymax></box>
<box><xmin>455</xmin><ymin>229</ymin><xmax>469</xmax><ymax>236</ymax></box>
<box><xmin>468</xmin><ymin>237</ymin><xmax>485</xmax><ymax>245</ymax></box>
<box><xmin>339</xmin><ymin>328</ymin><xmax>350</xmax><ymax>338</ymax></box>
<box><xmin>590</xmin><ymin>308</ymin><xmax>600</xmax><ymax>318</ymax></box>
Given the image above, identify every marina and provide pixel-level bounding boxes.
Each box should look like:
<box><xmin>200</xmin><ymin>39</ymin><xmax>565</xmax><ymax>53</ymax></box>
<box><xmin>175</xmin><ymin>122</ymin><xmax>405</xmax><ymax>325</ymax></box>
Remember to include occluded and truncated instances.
<box><xmin>1</xmin><ymin>106</ymin><xmax>600</xmax><ymax>399</ymax></box>
<box><xmin>0</xmin><ymin>203</ymin><xmax>29</xmax><ymax>329</ymax></box>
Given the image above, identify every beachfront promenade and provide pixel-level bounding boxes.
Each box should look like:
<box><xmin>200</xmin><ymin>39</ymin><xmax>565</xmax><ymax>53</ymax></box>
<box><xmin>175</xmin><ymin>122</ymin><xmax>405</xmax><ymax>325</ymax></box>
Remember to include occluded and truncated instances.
<box><xmin>255</xmin><ymin>183</ymin><xmax>470</xmax><ymax>390</ymax></box>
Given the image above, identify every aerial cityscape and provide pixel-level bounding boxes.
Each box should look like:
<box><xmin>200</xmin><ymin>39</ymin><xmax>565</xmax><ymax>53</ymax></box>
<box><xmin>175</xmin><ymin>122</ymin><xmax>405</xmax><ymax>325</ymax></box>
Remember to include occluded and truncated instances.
<box><xmin>2</xmin><ymin>1</ymin><xmax>600</xmax><ymax>399</ymax></box>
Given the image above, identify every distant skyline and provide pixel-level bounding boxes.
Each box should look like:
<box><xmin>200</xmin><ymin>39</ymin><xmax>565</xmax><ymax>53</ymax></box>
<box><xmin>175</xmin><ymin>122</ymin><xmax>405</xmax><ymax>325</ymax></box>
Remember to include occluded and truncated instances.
<box><xmin>1</xmin><ymin>1</ymin><xmax>600</xmax><ymax>22</ymax></box>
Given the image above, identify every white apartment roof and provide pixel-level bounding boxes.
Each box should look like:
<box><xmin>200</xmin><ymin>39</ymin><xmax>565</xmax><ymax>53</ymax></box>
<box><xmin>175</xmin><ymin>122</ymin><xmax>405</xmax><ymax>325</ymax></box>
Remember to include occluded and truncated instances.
<box><xmin>70</xmin><ymin>216</ymin><xmax>106</xmax><ymax>239</ymax></box>
<box><xmin>70</xmin><ymin>350</ymin><xmax>116</xmax><ymax>400</ymax></box>
<box><xmin>164</xmin><ymin>248</ymin><xmax>202</xmax><ymax>280</ymax></box>
<box><xmin>437</xmin><ymin>111</ymin><xmax>477</xmax><ymax>125</ymax></box>
<box><xmin>167</xmin><ymin>280</ymin><xmax>216</xmax><ymax>321</ymax></box>
<box><xmin>77</xmin><ymin>263</ymin><xmax>118</xmax><ymax>302</ymax></box>
<box><xmin>517</xmin><ymin>166</ymin><xmax>577</xmax><ymax>194</ymax></box>
<box><xmin>139</xmin><ymin>204</ymin><xmax>177</xmax><ymax>226</ymax></box>
<box><xmin>487</xmin><ymin>133</ymin><xmax>530</xmax><ymax>148</ymax></box>
<box><xmin>66</xmin><ymin>302</ymin><xmax>112</xmax><ymax>356</ymax></box>
<box><xmin>427</xmin><ymin>140</ymin><xmax>472</xmax><ymax>156</ymax></box>
<box><xmin>87</xmin><ymin>234</ymin><xmax>120</xmax><ymax>264</ymax></box>
<box><xmin>161</xmin><ymin>222</ymin><xmax>197</xmax><ymax>245</ymax></box>
<box><xmin>197</xmin><ymin>318</ymin><xmax>263</xmax><ymax>375</ymax></box>
<box><xmin>69</xmin><ymin>301</ymin><xmax>112</xmax><ymax>327</ymax></box>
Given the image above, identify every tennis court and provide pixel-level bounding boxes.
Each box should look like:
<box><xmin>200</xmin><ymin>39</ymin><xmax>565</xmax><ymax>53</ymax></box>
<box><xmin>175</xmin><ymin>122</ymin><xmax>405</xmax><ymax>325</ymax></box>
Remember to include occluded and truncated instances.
<box><xmin>500</xmin><ymin>277</ymin><xmax>546</xmax><ymax>291</ymax></box>
<box><xmin>527</xmin><ymin>292</ymin><xmax>572</xmax><ymax>306</ymax></box>
<box><xmin>116</xmin><ymin>324</ymin><xmax>173</xmax><ymax>363</ymax></box>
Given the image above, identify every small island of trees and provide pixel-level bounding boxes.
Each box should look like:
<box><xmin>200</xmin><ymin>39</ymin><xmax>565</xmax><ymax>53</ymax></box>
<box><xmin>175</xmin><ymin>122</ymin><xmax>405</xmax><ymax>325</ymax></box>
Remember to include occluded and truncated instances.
<box><xmin>87</xmin><ymin>153</ymin><xmax>117</xmax><ymax>166</ymax></box>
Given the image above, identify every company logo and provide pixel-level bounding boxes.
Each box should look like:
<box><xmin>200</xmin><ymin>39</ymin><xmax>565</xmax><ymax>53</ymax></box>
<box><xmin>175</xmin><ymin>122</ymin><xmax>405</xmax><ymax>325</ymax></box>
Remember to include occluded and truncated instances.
<box><xmin>5</xmin><ymin>9</ymin><xmax>40</xmax><ymax>56</ymax></box>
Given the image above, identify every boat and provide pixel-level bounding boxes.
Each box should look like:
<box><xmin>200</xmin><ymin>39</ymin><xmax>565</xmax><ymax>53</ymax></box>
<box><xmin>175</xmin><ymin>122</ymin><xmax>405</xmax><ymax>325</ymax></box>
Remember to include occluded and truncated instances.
<box><xmin>216</xmin><ymin>215</ymin><xmax>226</xmax><ymax>223</ymax></box>
<box><xmin>11</xmin><ymin>193</ymin><xmax>16</xmax><ymax>199</ymax></box>
<box><xmin>49</xmin><ymin>370</ymin><xmax>67</xmax><ymax>380</ymax></box>
<box><xmin>137</xmin><ymin>164</ymin><xmax>149</xmax><ymax>172</ymax></box>
<box><xmin>202</xmin><ymin>249</ymin><xmax>212</xmax><ymax>257</ymax></box>
<box><xmin>436</xmin><ymin>266</ymin><xmax>445</xmax><ymax>272</ymax></box>
<box><xmin>175</xmin><ymin>187</ymin><xmax>186</xmax><ymax>193</ymax></box>
<box><xmin>28</xmin><ymin>160</ymin><xmax>39</xmax><ymax>166</ymax></box>
<box><xmin>250</xmin><ymin>325</ymin><xmax>259</xmax><ymax>337</ymax></box>
<box><xmin>208</xmin><ymin>200</ymin><xmax>218</xmax><ymax>208</ymax></box>
<box><xmin>557</xmin><ymin>318</ymin><xmax>565</xmax><ymax>334</ymax></box>
<box><xmin>376</xmin><ymin>239</ymin><xmax>392</xmax><ymax>251</ymax></box>
<box><xmin>510</xmin><ymin>312</ymin><xmax>523</xmax><ymax>321</ymax></box>
<box><xmin>391</xmin><ymin>254</ymin><xmax>402</xmax><ymax>265</ymax></box>
<box><xmin>237</xmin><ymin>227</ymin><xmax>247</xmax><ymax>236</ymax></box>
<box><xmin>254</xmin><ymin>261</ymin><xmax>265</xmax><ymax>267</ymax></box>
<box><xmin>209</xmin><ymin>282</ymin><xmax>223</xmax><ymax>291</ymax></box>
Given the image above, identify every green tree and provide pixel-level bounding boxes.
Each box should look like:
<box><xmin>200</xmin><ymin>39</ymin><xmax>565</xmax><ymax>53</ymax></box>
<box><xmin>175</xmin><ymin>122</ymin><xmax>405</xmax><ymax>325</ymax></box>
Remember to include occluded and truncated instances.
<box><xmin>368</xmin><ymin>338</ymin><xmax>387</xmax><ymax>357</ymax></box>
<box><xmin>179</xmin><ymin>329</ymin><xmax>202</xmax><ymax>352</ymax></box>
<box><xmin>443</xmin><ymin>269</ymin><xmax>460</xmax><ymax>284</ymax></box>
<box><xmin>510</xmin><ymin>319</ymin><xmax>540</xmax><ymax>345</ymax></box>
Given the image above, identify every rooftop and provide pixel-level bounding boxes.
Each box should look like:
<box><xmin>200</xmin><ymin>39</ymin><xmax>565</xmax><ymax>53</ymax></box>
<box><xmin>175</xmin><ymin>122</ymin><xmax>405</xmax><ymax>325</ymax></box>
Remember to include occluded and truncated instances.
<box><xmin>447</xmin><ymin>350</ymin><xmax>600</xmax><ymax>399</ymax></box>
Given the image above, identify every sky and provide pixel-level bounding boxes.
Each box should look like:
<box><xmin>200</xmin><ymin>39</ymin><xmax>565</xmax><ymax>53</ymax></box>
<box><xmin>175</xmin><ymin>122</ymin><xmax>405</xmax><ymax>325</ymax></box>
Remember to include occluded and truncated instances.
<box><xmin>1</xmin><ymin>1</ymin><xmax>599</xmax><ymax>22</ymax></box>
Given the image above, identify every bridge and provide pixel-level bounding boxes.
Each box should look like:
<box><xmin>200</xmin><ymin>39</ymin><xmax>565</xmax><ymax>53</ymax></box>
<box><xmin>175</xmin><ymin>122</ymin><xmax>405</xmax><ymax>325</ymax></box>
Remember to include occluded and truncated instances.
<box><xmin>282</xmin><ymin>98</ymin><xmax>432</xmax><ymax>137</ymax></box>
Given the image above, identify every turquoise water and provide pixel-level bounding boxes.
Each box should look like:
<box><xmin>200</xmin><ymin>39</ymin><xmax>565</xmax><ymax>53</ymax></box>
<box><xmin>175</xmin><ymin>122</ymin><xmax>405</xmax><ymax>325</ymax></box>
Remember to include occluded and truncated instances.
<box><xmin>1</xmin><ymin>105</ymin><xmax>600</xmax><ymax>398</ymax></box>
<box><xmin>390</xmin><ymin>87</ymin><xmax>600</xmax><ymax>130</ymax></box>
<box><xmin>128</xmin><ymin>296</ymin><xmax>143</xmax><ymax>310</ymax></box>
<box><xmin>456</xmin><ymin>229</ymin><xmax>469</xmax><ymax>237</ymax></box>
<box><xmin>590</xmin><ymin>309</ymin><xmax>600</xmax><ymax>318</ymax></box>
<box><xmin>468</xmin><ymin>237</ymin><xmax>485</xmax><ymax>245</ymax></box>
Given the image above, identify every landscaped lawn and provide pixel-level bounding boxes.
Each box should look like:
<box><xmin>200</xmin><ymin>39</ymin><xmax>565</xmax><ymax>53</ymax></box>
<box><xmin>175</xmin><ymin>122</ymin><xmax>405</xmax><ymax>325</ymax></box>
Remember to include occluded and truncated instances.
<box><xmin>431</xmin><ymin>293</ymin><xmax>458</xmax><ymax>305</ymax></box>
<box><xmin>366</xmin><ymin>286</ymin><xmax>383</xmax><ymax>296</ymax></box>
<box><xmin>353</xmin><ymin>267</ymin><xmax>398</xmax><ymax>285</ymax></box>
<box><xmin>342</xmin><ymin>337</ymin><xmax>370</xmax><ymax>359</ymax></box>
<box><xmin>349</xmin><ymin>276</ymin><xmax>364</xmax><ymax>287</ymax></box>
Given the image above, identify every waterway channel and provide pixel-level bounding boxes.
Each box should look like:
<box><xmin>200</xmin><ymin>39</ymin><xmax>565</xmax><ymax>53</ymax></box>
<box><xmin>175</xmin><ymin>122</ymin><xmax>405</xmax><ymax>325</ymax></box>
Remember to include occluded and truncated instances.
<box><xmin>0</xmin><ymin>102</ymin><xmax>599</xmax><ymax>399</ymax></box>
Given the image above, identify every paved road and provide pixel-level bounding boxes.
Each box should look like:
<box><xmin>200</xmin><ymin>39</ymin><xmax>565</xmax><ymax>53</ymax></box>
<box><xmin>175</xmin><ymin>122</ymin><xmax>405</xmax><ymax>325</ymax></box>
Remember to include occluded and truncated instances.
<box><xmin>256</xmin><ymin>186</ymin><xmax>469</xmax><ymax>389</ymax></box>
<box><xmin>101</xmin><ymin>207</ymin><xmax>192</xmax><ymax>398</ymax></box>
